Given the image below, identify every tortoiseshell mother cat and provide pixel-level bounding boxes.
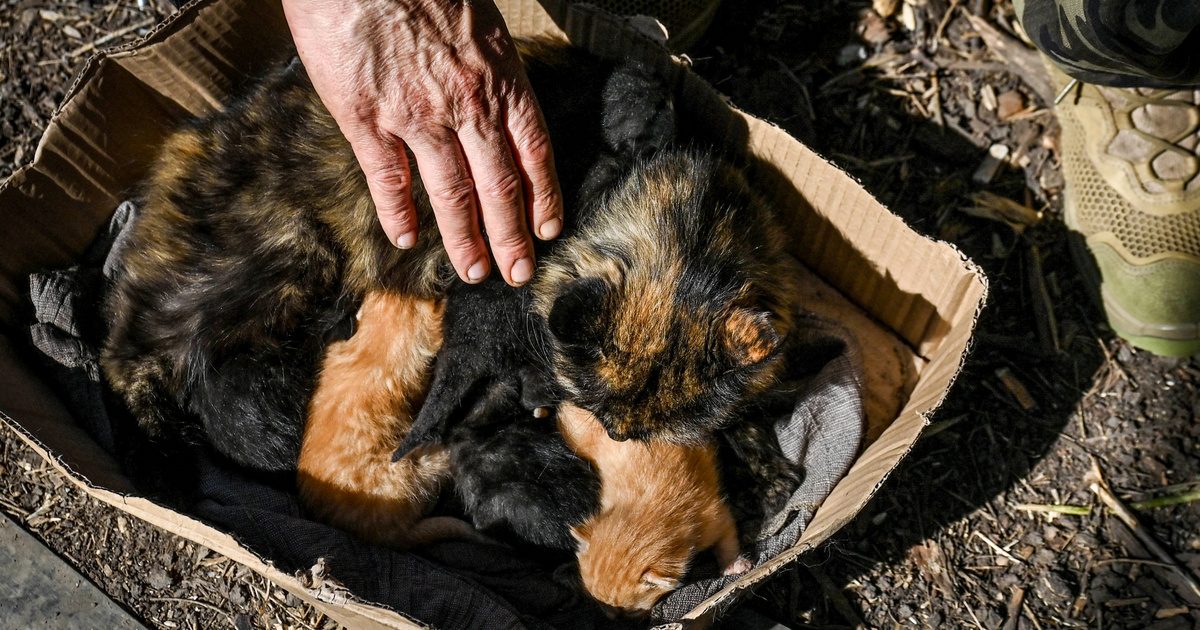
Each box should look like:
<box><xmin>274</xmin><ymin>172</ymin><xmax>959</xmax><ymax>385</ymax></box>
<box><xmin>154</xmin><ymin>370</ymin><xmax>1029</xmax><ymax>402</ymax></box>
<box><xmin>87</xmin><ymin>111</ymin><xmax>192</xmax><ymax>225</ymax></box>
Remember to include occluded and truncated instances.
<box><xmin>100</xmin><ymin>38</ymin><xmax>675</xmax><ymax>473</ymax></box>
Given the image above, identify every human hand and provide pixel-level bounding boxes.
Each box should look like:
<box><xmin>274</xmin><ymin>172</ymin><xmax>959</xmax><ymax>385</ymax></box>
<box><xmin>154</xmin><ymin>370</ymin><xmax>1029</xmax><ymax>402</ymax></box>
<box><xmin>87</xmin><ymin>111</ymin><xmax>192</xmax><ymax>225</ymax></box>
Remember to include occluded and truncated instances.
<box><xmin>282</xmin><ymin>0</ymin><xmax>563</xmax><ymax>286</ymax></box>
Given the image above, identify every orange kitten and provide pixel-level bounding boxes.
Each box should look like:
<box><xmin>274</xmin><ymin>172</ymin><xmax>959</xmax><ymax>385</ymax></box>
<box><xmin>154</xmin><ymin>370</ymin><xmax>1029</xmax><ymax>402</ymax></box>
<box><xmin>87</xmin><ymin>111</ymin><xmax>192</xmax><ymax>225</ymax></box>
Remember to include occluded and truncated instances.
<box><xmin>297</xmin><ymin>290</ymin><xmax>473</xmax><ymax>547</ymax></box>
<box><xmin>557</xmin><ymin>403</ymin><xmax>751</xmax><ymax>617</ymax></box>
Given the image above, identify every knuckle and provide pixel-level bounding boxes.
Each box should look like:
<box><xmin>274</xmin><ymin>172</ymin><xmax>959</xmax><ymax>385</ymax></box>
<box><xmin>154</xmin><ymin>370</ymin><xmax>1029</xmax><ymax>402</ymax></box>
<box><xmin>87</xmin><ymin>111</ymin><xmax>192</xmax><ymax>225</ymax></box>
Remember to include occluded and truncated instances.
<box><xmin>452</xmin><ymin>77</ymin><xmax>495</xmax><ymax>122</ymax></box>
<box><xmin>480</xmin><ymin>171</ymin><xmax>523</xmax><ymax>203</ymax></box>
<box><xmin>487</xmin><ymin>224</ymin><xmax>530</xmax><ymax>252</ymax></box>
<box><xmin>378</xmin><ymin>205</ymin><xmax>417</xmax><ymax>231</ymax></box>
<box><xmin>430</xmin><ymin>177</ymin><xmax>476</xmax><ymax>209</ymax></box>
<box><xmin>517</xmin><ymin>128</ymin><xmax>554</xmax><ymax>164</ymax></box>
<box><xmin>444</xmin><ymin>231</ymin><xmax>482</xmax><ymax>257</ymax></box>
<box><xmin>367</xmin><ymin>167</ymin><xmax>411</xmax><ymax>198</ymax></box>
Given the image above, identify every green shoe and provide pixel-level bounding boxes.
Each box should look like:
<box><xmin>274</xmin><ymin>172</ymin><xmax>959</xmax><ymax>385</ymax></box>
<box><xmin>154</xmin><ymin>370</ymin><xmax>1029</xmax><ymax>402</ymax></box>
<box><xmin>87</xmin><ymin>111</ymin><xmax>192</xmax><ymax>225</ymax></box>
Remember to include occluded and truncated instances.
<box><xmin>1050</xmin><ymin>63</ymin><xmax>1200</xmax><ymax>357</ymax></box>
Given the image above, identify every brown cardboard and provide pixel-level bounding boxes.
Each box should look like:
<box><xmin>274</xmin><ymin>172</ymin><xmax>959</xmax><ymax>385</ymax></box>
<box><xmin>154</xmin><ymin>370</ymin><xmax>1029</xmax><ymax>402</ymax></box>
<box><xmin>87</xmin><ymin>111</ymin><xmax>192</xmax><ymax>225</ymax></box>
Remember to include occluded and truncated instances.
<box><xmin>0</xmin><ymin>0</ymin><xmax>986</xmax><ymax>626</ymax></box>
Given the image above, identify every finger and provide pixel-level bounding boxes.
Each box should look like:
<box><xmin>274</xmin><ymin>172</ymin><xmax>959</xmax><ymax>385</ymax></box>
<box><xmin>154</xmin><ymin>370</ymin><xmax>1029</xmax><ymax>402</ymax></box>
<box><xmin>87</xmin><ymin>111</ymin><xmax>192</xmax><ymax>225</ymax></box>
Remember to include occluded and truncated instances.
<box><xmin>506</xmin><ymin>92</ymin><xmax>563</xmax><ymax>242</ymax></box>
<box><xmin>458</xmin><ymin>118</ymin><xmax>535</xmax><ymax>287</ymax></box>
<box><xmin>406</xmin><ymin>128</ymin><xmax>490</xmax><ymax>284</ymax></box>
<box><xmin>344</xmin><ymin>127</ymin><xmax>420</xmax><ymax>249</ymax></box>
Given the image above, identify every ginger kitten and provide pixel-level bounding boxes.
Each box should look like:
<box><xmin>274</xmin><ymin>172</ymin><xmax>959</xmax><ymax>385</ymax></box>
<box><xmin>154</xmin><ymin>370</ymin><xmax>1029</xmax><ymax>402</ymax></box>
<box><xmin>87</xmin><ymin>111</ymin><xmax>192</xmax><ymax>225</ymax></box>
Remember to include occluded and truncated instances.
<box><xmin>297</xmin><ymin>290</ymin><xmax>473</xmax><ymax>548</ymax></box>
<box><xmin>557</xmin><ymin>403</ymin><xmax>751</xmax><ymax>617</ymax></box>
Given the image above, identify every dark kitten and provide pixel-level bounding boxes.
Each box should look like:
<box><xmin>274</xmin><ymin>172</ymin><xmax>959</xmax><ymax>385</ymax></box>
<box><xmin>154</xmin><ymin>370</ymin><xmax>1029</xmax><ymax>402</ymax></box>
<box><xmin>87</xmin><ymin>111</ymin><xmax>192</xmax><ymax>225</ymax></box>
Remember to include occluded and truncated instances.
<box><xmin>101</xmin><ymin>38</ymin><xmax>674</xmax><ymax>473</ymax></box>
<box><xmin>532</xmin><ymin>149</ymin><xmax>803</xmax><ymax>444</ymax></box>
<box><xmin>441</xmin><ymin>375</ymin><xmax>599</xmax><ymax>550</ymax></box>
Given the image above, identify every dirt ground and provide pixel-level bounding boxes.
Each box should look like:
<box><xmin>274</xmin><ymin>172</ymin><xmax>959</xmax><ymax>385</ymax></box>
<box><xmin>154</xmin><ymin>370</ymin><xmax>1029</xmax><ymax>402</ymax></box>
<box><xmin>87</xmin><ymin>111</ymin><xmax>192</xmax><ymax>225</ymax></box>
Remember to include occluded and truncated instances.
<box><xmin>2</xmin><ymin>0</ymin><xmax>1199</xmax><ymax>628</ymax></box>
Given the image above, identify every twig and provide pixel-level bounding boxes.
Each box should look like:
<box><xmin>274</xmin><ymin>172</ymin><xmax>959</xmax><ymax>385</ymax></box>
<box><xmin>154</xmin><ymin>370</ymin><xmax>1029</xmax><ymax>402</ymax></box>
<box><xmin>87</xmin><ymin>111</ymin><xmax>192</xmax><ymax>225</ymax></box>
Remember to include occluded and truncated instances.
<box><xmin>930</xmin><ymin>73</ymin><xmax>945</xmax><ymax>128</ymax></box>
<box><xmin>1088</xmin><ymin>460</ymin><xmax>1200</xmax><ymax>602</ymax></box>
<box><xmin>995</xmin><ymin>367</ymin><xmax>1037</xmax><ymax>411</ymax></box>
<box><xmin>1021</xmin><ymin>601</ymin><xmax>1045</xmax><ymax>630</ymax></box>
<box><xmin>1014</xmin><ymin>503</ymin><xmax>1091</xmax><ymax>516</ymax></box>
<box><xmin>1096</xmin><ymin>558</ymin><xmax>1178</xmax><ymax>570</ymax></box>
<box><xmin>1132</xmin><ymin>489</ymin><xmax>1200</xmax><ymax>510</ymax></box>
<box><xmin>1002</xmin><ymin>587</ymin><xmax>1024</xmax><ymax>630</ymax></box>
<box><xmin>67</xmin><ymin>18</ymin><xmax>155</xmax><ymax>58</ymax></box>
<box><xmin>964</xmin><ymin>604</ymin><xmax>987</xmax><ymax>629</ymax></box>
<box><xmin>1026</xmin><ymin>244</ymin><xmax>1062</xmax><ymax>354</ymax></box>
<box><xmin>931</xmin><ymin>0</ymin><xmax>961</xmax><ymax>53</ymax></box>
<box><xmin>147</xmin><ymin>596</ymin><xmax>232</xmax><ymax>619</ymax></box>
<box><xmin>972</xmin><ymin>531</ymin><xmax>1025</xmax><ymax>565</ymax></box>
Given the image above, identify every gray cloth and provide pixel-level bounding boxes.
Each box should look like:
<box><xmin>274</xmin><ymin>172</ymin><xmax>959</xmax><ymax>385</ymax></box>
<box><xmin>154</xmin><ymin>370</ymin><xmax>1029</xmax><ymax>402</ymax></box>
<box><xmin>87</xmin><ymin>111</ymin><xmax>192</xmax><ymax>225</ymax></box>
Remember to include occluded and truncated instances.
<box><xmin>26</xmin><ymin>201</ymin><xmax>865</xmax><ymax>628</ymax></box>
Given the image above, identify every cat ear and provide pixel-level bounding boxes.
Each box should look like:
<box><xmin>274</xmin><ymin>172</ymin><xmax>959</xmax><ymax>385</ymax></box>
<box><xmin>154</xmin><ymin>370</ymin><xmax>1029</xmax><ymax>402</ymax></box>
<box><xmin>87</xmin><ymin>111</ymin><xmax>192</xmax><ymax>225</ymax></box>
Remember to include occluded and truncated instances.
<box><xmin>548</xmin><ymin>278</ymin><xmax>611</xmax><ymax>347</ymax></box>
<box><xmin>722</xmin><ymin>307</ymin><xmax>781</xmax><ymax>368</ymax></box>
<box><xmin>569</xmin><ymin>524</ymin><xmax>591</xmax><ymax>553</ymax></box>
<box><xmin>640</xmin><ymin>569</ymin><xmax>681</xmax><ymax>591</ymax></box>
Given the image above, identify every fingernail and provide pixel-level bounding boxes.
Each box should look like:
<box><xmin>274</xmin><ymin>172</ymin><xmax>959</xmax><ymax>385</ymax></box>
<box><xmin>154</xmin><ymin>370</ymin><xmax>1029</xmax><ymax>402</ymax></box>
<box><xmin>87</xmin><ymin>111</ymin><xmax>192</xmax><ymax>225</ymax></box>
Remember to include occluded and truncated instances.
<box><xmin>510</xmin><ymin>257</ymin><xmax>534</xmax><ymax>285</ymax></box>
<box><xmin>466</xmin><ymin>261</ymin><xmax>488</xmax><ymax>283</ymax></box>
<box><xmin>538</xmin><ymin>217</ymin><xmax>562</xmax><ymax>240</ymax></box>
<box><xmin>395</xmin><ymin>232</ymin><xmax>417</xmax><ymax>249</ymax></box>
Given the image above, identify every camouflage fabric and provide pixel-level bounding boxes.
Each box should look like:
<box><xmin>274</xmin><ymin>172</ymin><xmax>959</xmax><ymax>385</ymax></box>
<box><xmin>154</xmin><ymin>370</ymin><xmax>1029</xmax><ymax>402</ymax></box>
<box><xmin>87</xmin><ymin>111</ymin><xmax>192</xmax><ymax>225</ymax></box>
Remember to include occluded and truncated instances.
<box><xmin>1015</xmin><ymin>0</ymin><xmax>1200</xmax><ymax>88</ymax></box>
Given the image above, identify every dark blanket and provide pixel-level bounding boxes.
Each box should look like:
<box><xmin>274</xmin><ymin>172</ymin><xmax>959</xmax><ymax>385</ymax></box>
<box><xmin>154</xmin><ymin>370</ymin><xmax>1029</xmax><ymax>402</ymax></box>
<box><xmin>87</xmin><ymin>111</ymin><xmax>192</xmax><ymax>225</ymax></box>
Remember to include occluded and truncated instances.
<box><xmin>27</xmin><ymin>201</ymin><xmax>865</xmax><ymax>628</ymax></box>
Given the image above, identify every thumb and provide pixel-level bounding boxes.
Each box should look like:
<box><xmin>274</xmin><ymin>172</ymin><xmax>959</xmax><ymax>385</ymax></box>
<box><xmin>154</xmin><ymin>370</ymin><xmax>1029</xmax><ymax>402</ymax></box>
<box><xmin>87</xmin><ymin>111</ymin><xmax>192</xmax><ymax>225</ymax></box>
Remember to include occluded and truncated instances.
<box><xmin>346</xmin><ymin>129</ymin><xmax>420</xmax><ymax>248</ymax></box>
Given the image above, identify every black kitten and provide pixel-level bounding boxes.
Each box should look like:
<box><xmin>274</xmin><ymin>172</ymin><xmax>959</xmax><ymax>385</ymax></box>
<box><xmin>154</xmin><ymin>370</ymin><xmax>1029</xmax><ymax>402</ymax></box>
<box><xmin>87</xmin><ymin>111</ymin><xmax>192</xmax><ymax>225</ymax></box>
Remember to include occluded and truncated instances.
<box><xmin>443</xmin><ymin>375</ymin><xmax>599</xmax><ymax>550</ymax></box>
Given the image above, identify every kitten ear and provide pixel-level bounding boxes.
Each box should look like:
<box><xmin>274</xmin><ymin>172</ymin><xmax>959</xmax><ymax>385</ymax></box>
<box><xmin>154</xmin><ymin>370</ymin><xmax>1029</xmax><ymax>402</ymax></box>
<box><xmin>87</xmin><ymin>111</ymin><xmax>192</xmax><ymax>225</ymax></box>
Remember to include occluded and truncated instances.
<box><xmin>722</xmin><ymin>307</ymin><xmax>781</xmax><ymax>368</ymax></box>
<box><xmin>548</xmin><ymin>278</ymin><xmax>611</xmax><ymax>347</ymax></box>
<box><xmin>640</xmin><ymin>569</ymin><xmax>681</xmax><ymax>591</ymax></box>
<box><xmin>569</xmin><ymin>524</ymin><xmax>591</xmax><ymax>553</ymax></box>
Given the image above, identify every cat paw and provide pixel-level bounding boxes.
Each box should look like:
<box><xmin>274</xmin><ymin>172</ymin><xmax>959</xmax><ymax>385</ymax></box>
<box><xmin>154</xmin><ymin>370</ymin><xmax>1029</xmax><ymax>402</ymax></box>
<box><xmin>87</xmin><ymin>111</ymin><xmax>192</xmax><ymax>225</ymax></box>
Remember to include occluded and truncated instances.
<box><xmin>722</xmin><ymin>555</ymin><xmax>753</xmax><ymax>576</ymax></box>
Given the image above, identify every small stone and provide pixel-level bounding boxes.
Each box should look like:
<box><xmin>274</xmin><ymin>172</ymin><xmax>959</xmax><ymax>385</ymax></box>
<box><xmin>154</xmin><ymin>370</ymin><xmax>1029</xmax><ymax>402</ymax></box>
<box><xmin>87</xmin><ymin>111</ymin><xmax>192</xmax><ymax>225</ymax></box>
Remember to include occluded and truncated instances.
<box><xmin>62</xmin><ymin>24</ymin><xmax>82</xmax><ymax>39</ymax></box>
<box><xmin>837</xmin><ymin>43</ymin><xmax>868</xmax><ymax>67</ymax></box>
<box><xmin>147</xmin><ymin>568</ymin><xmax>172</xmax><ymax>590</ymax></box>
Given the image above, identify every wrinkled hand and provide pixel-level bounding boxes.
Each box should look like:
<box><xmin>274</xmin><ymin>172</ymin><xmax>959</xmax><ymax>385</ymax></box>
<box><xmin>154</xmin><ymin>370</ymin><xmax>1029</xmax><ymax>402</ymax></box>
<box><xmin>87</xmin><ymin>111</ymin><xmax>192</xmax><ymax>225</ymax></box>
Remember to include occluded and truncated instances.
<box><xmin>282</xmin><ymin>0</ymin><xmax>563</xmax><ymax>286</ymax></box>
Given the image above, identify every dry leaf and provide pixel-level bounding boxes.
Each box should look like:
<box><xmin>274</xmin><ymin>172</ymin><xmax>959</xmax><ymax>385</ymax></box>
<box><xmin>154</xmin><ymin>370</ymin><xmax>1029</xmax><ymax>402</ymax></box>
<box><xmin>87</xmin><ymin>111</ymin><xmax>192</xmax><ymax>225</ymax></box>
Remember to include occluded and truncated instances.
<box><xmin>997</xmin><ymin>89</ymin><xmax>1026</xmax><ymax>120</ymax></box>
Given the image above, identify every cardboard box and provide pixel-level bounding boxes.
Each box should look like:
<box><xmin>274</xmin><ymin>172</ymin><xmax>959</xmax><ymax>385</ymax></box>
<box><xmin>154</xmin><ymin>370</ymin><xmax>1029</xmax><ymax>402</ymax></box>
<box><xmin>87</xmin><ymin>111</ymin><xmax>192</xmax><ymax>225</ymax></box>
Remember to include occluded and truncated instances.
<box><xmin>0</xmin><ymin>0</ymin><xmax>986</xmax><ymax>626</ymax></box>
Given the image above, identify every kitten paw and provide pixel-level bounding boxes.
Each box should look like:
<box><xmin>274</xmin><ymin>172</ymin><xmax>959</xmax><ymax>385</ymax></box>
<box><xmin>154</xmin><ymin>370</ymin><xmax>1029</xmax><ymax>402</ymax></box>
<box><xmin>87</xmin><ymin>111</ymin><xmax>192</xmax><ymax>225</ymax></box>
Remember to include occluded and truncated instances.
<box><xmin>722</xmin><ymin>555</ymin><xmax>753</xmax><ymax>576</ymax></box>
